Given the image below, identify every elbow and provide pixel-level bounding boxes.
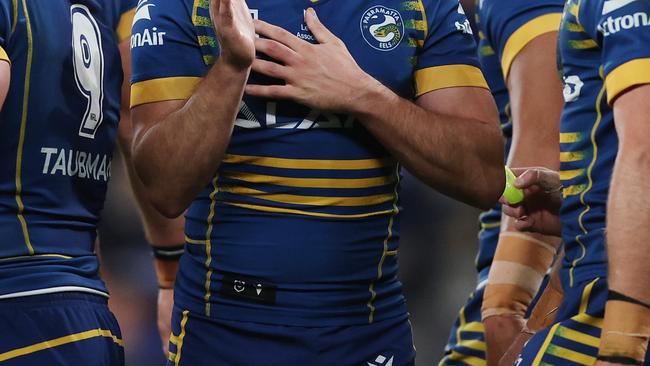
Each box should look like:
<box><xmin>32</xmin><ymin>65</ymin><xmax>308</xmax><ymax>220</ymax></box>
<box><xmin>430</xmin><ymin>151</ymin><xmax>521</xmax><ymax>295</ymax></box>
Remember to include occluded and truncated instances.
<box><xmin>475</xmin><ymin>162</ymin><xmax>505</xmax><ymax>210</ymax></box>
<box><xmin>473</xmin><ymin>132</ymin><xmax>506</xmax><ymax>210</ymax></box>
<box><xmin>150</xmin><ymin>196</ymin><xmax>187</xmax><ymax>219</ymax></box>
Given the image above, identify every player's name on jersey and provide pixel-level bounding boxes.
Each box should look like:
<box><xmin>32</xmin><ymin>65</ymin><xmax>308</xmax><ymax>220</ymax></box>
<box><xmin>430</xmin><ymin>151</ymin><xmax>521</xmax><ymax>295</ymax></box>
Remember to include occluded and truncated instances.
<box><xmin>40</xmin><ymin>147</ymin><xmax>112</xmax><ymax>182</ymax></box>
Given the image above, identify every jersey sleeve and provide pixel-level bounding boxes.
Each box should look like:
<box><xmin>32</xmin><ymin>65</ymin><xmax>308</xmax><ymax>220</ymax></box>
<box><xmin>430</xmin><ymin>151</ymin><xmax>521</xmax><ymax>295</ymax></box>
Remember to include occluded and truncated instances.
<box><xmin>0</xmin><ymin>0</ymin><xmax>12</xmax><ymax>63</ymax></box>
<box><xmin>413</xmin><ymin>0</ymin><xmax>488</xmax><ymax>97</ymax></box>
<box><xmin>480</xmin><ymin>0</ymin><xmax>563</xmax><ymax>80</ymax></box>
<box><xmin>116</xmin><ymin>0</ymin><xmax>138</xmax><ymax>42</ymax></box>
<box><xmin>130</xmin><ymin>0</ymin><xmax>208</xmax><ymax>108</ymax></box>
<box><xmin>581</xmin><ymin>0</ymin><xmax>650</xmax><ymax>104</ymax></box>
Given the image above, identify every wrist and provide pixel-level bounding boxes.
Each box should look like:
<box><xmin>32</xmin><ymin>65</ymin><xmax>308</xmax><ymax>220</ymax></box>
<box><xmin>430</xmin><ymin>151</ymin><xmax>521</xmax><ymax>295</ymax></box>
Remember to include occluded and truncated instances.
<box><xmin>152</xmin><ymin>244</ymin><xmax>184</xmax><ymax>289</ymax></box>
<box><xmin>598</xmin><ymin>294</ymin><xmax>650</xmax><ymax>365</ymax></box>
<box><xmin>348</xmin><ymin>74</ymin><xmax>394</xmax><ymax>117</ymax></box>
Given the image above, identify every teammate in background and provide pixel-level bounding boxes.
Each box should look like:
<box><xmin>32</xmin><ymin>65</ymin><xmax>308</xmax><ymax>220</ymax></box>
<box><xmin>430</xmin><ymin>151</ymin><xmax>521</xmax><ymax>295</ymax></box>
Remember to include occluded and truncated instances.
<box><xmin>130</xmin><ymin>0</ymin><xmax>504</xmax><ymax>364</ymax></box>
<box><xmin>440</xmin><ymin>1</ymin><xmax>564</xmax><ymax>364</ymax></box>
<box><xmin>0</xmin><ymin>0</ymin><xmax>185</xmax><ymax>364</ymax></box>
<box><xmin>501</xmin><ymin>0</ymin><xmax>650</xmax><ymax>364</ymax></box>
<box><xmin>0</xmin><ymin>1</ymin><xmax>135</xmax><ymax>364</ymax></box>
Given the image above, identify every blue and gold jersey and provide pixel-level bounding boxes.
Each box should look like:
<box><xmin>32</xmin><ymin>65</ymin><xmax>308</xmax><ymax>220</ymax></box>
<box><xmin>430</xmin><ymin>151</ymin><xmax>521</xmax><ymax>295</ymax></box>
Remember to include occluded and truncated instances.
<box><xmin>473</xmin><ymin>0</ymin><xmax>563</xmax><ymax>280</ymax></box>
<box><xmin>131</xmin><ymin>0</ymin><xmax>488</xmax><ymax>326</ymax></box>
<box><xmin>0</xmin><ymin>0</ymin><xmax>135</xmax><ymax>297</ymax></box>
<box><xmin>558</xmin><ymin>0</ymin><xmax>650</xmax><ymax>287</ymax></box>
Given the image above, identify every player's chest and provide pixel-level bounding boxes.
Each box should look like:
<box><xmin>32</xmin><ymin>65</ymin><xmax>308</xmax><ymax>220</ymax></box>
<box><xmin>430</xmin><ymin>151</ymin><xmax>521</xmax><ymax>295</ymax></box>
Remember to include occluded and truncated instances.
<box><xmin>247</xmin><ymin>0</ymin><xmax>428</xmax><ymax>97</ymax></box>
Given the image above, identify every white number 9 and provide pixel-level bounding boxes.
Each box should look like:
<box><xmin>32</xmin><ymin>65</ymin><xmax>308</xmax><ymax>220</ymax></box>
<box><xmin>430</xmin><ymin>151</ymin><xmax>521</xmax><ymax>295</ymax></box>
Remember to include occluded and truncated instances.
<box><xmin>71</xmin><ymin>4</ymin><xmax>105</xmax><ymax>139</ymax></box>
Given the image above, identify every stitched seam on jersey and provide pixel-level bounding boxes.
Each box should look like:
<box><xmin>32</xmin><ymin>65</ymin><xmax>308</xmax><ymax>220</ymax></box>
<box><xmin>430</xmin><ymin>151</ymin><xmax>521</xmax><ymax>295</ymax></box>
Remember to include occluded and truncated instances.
<box><xmin>174</xmin><ymin>310</ymin><xmax>190</xmax><ymax>366</ymax></box>
<box><xmin>0</xmin><ymin>328</ymin><xmax>123</xmax><ymax>362</ymax></box>
<box><xmin>203</xmin><ymin>175</ymin><xmax>219</xmax><ymax>317</ymax></box>
<box><xmin>532</xmin><ymin>322</ymin><xmax>561</xmax><ymax>366</ymax></box>
<box><xmin>366</xmin><ymin>165</ymin><xmax>400</xmax><ymax>323</ymax></box>
<box><xmin>579</xmin><ymin>278</ymin><xmax>598</xmax><ymax>314</ymax></box>
<box><xmin>569</xmin><ymin>80</ymin><xmax>606</xmax><ymax>287</ymax></box>
<box><xmin>15</xmin><ymin>0</ymin><xmax>34</xmax><ymax>255</ymax></box>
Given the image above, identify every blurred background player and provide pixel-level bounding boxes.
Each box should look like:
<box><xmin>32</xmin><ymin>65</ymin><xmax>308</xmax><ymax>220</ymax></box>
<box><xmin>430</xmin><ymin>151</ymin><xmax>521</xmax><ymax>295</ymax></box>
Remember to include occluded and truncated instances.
<box><xmin>501</xmin><ymin>0</ymin><xmax>650</xmax><ymax>364</ymax></box>
<box><xmin>0</xmin><ymin>0</ymin><xmax>185</xmax><ymax>364</ymax></box>
<box><xmin>0</xmin><ymin>0</ymin><xmax>135</xmax><ymax>364</ymax></box>
<box><xmin>129</xmin><ymin>0</ymin><xmax>505</xmax><ymax>364</ymax></box>
<box><xmin>440</xmin><ymin>0</ymin><xmax>564</xmax><ymax>364</ymax></box>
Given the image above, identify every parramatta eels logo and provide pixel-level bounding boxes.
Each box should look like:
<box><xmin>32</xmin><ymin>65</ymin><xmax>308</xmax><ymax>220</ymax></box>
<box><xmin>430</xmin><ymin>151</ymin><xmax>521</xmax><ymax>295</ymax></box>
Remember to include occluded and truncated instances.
<box><xmin>360</xmin><ymin>6</ymin><xmax>404</xmax><ymax>51</ymax></box>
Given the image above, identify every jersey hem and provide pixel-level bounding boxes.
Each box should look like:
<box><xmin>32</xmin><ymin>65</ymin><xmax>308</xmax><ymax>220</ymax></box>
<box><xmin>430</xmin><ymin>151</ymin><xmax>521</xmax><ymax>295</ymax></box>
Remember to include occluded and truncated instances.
<box><xmin>605</xmin><ymin>58</ymin><xmax>650</xmax><ymax>104</ymax></box>
<box><xmin>0</xmin><ymin>286</ymin><xmax>109</xmax><ymax>300</ymax></box>
<box><xmin>0</xmin><ymin>46</ymin><xmax>8</xmax><ymax>63</ymax></box>
<box><xmin>130</xmin><ymin>76</ymin><xmax>201</xmax><ymax>107</ymax></box>
<box><xmin>501</xmin><ymin>13</ymin><xmax>563</xmax><ymax>80</ymax></box>
<box><xmin>414</xmin><ymin>65</ymin><xmax>489</xmax><ymax>97</ymax></box>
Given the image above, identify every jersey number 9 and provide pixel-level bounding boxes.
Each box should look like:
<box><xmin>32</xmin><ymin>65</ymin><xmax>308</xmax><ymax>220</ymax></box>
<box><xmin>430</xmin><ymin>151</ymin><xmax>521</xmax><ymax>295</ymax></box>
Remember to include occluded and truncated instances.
<box><xmin>71</xmin><ymin>4</ymin><xmax>105</xmax><ymax>139</ymax></box>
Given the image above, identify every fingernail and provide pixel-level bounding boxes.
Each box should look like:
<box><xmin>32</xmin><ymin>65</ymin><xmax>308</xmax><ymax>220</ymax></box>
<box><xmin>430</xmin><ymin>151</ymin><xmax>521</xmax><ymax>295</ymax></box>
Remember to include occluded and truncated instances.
<box><xmin>307</xmin><ymin>7</ymin><xmax>317</xmax><ymax>19</ymax></box>
<box><xmin>519</xmin><ymin>216</ymin><xmax>528</xmax><ymax>221</ymax></box>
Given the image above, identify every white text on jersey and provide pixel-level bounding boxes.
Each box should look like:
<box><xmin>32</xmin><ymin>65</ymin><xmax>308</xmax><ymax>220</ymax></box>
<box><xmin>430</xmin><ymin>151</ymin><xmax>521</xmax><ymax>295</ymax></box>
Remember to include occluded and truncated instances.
<box><xmin>40</xmin><ymin>148</ymin><xmax>112</xmax><ymax>182</ymax></box>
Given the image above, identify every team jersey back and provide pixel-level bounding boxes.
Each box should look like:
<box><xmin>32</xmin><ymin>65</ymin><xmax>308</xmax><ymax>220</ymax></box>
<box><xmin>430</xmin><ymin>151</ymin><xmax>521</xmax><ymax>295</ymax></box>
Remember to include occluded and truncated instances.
<box><xmin>558</xmin><ymin>0</ymin><xmax>650</xmax><ymax>286</ymax></box>
<box><xmin>0</xmin><ymin>0</ymin><xmax>135</xmax><ymax>297</ymax></box>
<box><xmin>131</xmin><ymin>0</ymin><xmax>487</xmax><ymax>326</ymax></box>
<box><xmin>474</xmin><ymin>0</ymin><xmax>563</xmax><ymax>280</ymax></box>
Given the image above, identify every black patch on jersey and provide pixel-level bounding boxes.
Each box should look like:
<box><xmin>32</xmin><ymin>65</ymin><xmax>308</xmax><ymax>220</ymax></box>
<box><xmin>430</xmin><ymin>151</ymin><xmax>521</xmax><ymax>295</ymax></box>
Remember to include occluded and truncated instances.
<box><xmin>219</xmin><ymin>274</ymin><xmax>277</xmax><ymax>305</ymax></box>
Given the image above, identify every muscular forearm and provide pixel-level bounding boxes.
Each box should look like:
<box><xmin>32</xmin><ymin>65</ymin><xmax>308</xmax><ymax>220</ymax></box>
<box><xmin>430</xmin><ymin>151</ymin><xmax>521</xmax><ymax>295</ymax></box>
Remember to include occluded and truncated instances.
<box><xmin>351</xmin><ymin>83</ymin><xmax>504</xmax><ymax>209</ymax></box>
<box><xmin>132</xmin><ymin>61</ymin><xmax>250</xmax><ymax>217</ymax></box>
<box><xmin>607</xmin><ymin>149</ymin><xmax>650</xmax><ymax>303</ymax></box>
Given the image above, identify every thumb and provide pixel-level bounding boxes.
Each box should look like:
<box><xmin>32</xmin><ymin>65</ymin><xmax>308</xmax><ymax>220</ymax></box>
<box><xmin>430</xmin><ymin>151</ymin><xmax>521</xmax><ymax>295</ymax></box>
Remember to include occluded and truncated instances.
<box><xmin>304</xmin><ymin>8</ymin><xmax>336</xmax><ymax>44</ymax></box>
<box><xmin>514</xmin><ymin>169</ymin><xmax>542</xmax><ymax>189</ymax></box>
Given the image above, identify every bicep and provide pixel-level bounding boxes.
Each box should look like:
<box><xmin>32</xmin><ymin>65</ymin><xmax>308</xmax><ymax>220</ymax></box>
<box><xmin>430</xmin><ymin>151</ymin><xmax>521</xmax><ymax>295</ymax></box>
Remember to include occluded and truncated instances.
<box><xmin>613</xmin><ymin>84</ymin><xmax>650</xmax><ymax>146</ymax></box>
<box><xmin>0</xmin><ymin>59</ymin><xmax>9</xmax><ymax>108</ymax></box>
<box><xmin>415</xmin><ymin>86</ymin><xmax>500</xmax><ymax>126</ymax></box>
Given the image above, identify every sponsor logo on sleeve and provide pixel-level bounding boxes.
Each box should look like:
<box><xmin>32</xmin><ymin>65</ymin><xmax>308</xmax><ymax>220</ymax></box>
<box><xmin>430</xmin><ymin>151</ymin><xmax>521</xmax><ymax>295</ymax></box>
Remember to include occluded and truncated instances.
<box><xmin>131</xmin><ymin>0</ymin><xmax>166</xmax><ymax>49</ymax></box>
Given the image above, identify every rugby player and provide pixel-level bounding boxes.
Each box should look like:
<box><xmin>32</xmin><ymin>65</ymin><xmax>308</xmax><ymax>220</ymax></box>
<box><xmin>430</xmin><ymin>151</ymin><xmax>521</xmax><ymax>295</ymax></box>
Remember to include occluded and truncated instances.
<box><xmin>0</xmin><ymin>0</ymin><xmax>186</xmax><ymax>364</ymax></box>
<box><xmin>0</xmin><ymin>1</ymin><xmax>136</xmax><ymax>364</ymax></box>
<box><xmin>501</xmin><ymin>0</ymin><xmax>650</xmax><ymax>364</ymax></box>
<box><xmin>130</xmin><ymin>0</ymin><xmax>505</xmax><ymax>364</ymax></box>
<box><xmin>440</xmin><ymin>0</ymin><xmax>565</xmax><ymax>364</ymax></box>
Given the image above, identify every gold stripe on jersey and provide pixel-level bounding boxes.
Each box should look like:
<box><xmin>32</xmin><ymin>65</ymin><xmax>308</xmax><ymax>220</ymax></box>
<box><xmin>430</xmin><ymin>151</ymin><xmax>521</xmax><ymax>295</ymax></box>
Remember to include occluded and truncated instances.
<box><xmin>404</xmin><ymin>19</ymin><xmax>427</xmax><ymax>32</ymax></box>
<box><xmin>457</xmin><ymin>339</ymin><xmax>486</xmax><ymax>351</ymax></box>
<box><xmin>559</xmin><ymin>168</ymin><xmax>584</xmax><ymax>181</ymax></box>
<box><xmin>560</xmin><ymin>151</ymin><xmax>585</xmax><ymax>162</ymax></box>
<box><xmin>222</xmin><ymin>171</ymin><xmax>395</xmax><ymax>189</ymax></box>
<box><xmin>555</xmin><ymin>326</ymin><xmax>600</xmax><ymax>348</ymax></box>
<box><xmin>130</xmin><ymin>77</ymin><xmax>201</xmax><ymax>107</ymax></box>
<box><xmin>560</xmin><ymin>132</ymin><xmax>583</xmax><ymax>143</ymax></box>
<box><xmin>532</xmin><ymin>322</ymin><xmax>561</xmax><ymax>366</ymax></box>
<box><xmin>568</xmin><ymin>39</ymin><xmax>598</xmax><ymax>50</ymax></box>
<box><xmin>416</xmin><ymin>0</ymin><xmax>429</xmax><ymax>40</ymax></box>
<box><xmin>565</xmin><ymin>22</ymin><xmax>585</xmax><ymax>33</ymax></box>
<box><xmin>0</xmin><ymin>253</ymin><xmax>73</xmax><ymax>262</ymax></box>
<box><xmin>367</xmin><ymin>166</ymin><xmax>400</xmax><ymax>323</ymax></box>
<box><xmin>219</xmin><ymin>185</ymin><xmax>395</xmax><ymax>207</ymax></box>
<box><xmin>0</xmin><ymin>329</ymin><xmax>123</xmax><ymax>362</ymax></box>
<box><xmin>0</xmin><ymin>46</ymin><xmax>8</xmax><ymax>62</ymax></box>
<box><xmin>173</xmin><ymin>310</ymin><xmax>190</xmax><ymax>366</ymax></box>
<box><xmin>501</xmin><ymin>13</ymin><xmax>563</xmax><ymax>79</ymax></box>
<box><xmin>222</xmin><ymin>154</ymin><xmax>394</xmax><ymax>170</ymax></box>
<box><xmin>203</xmin><ymin>177</ymin><xmax>219</xmax><ymax>317</ymax></box>
<box><xmin>116</xmin><ymin>7</ymin><xmax>136</xmax><ymax>42</ymax></box>
<box><xmin>442</xmin><ymin>351</ymin><xmax>485</xmax><ymax>366</ymax></box>
<box><xmin>570</xmin><ymin>82</ymin><xmax>606</xmax><ymax>287</ymax></box>
<box><xmin>15</xmin><ymin>0</ymin><xmax>34</xmax><ymax>255</ymax></box>
<box><xmin>192</xmin><ymin>0</ymin><xmax>210</xmax><ymax>26</ymax></box>
<box><xmin>11</xmin><ymin>0</ymin><xmax>17</xmax><ymax>33</ymax></box>
<box><xmin>222</xmin><ymin>202</ymin><xmax>395</xmax><ymax>219</ymax></box>
<box><xmin>563</xmin><ymin>184</ymin><xmax>587</xmax><ymax>197</ymax></box>
<box><xmin>605</xmin><ymin>58</ymin><xmax>650</xmax><ymax>104</ymax></box>
<box><xmin>546</xmin><ymin>344</ymin><xmax>596</xmax><ymax>365</ymax></box>
<box><xmin>414</xmin><ymin>65</ymin><xmax>488</xmax><ymax>97</ymax></box>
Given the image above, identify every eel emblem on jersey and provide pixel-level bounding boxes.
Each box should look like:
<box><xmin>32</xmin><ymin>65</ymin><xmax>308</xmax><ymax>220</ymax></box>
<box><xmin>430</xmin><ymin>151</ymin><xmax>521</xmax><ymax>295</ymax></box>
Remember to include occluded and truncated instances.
<box><xmin>360</xmin><ymin>6</ymin><xmax>404</xmax><ymax>51</ymax></box>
